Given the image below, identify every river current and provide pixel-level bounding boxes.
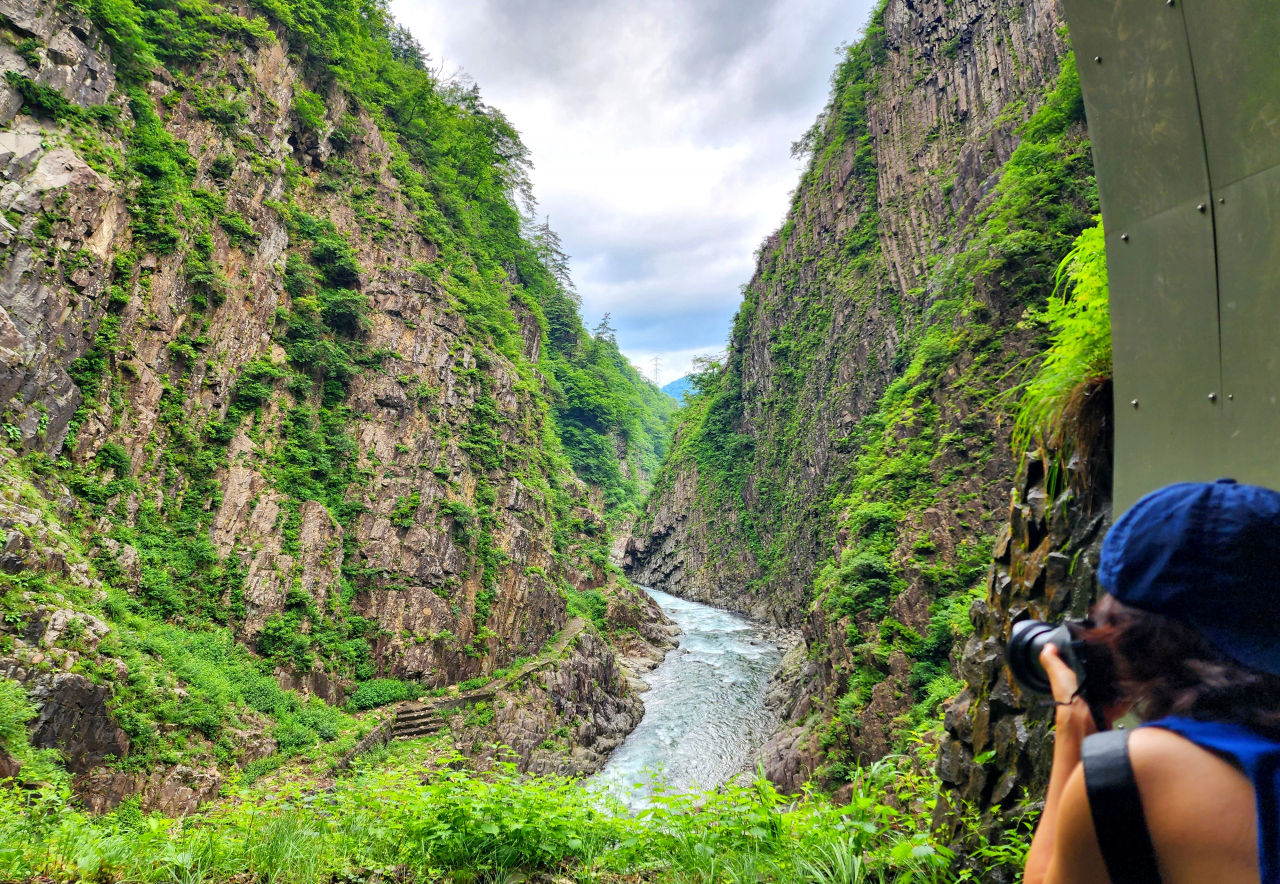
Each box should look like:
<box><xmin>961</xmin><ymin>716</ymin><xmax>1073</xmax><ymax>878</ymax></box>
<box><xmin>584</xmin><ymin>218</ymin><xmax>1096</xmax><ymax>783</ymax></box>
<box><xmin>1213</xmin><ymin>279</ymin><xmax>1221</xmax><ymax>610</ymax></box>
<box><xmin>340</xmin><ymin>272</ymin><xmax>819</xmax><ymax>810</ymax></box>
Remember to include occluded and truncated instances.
<box><xmin>592</xmin><ymin>587</ymin><xmax>784</xmax><ymax>807</ymax></box>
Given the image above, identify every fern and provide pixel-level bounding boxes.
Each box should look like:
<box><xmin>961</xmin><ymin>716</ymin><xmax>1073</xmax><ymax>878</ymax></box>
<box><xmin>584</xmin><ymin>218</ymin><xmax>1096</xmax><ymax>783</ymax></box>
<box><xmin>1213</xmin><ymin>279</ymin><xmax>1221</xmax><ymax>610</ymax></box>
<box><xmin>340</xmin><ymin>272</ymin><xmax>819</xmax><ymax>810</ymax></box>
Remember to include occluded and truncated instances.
<box><xmin>1013</xmin><ymin>220</ymin><xmax>1111</xmax><ymax>461</ymax></box>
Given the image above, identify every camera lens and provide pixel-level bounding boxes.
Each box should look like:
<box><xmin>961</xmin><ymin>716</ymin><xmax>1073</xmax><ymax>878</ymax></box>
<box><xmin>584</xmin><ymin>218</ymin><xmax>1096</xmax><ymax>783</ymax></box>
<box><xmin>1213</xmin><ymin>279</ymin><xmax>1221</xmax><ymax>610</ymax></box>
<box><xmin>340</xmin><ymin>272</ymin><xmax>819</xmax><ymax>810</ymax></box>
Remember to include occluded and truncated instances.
<box><xmin>1007</xmin><ymin>620</ymin><xmax>1059</xmax><ymax>694</ymax></box>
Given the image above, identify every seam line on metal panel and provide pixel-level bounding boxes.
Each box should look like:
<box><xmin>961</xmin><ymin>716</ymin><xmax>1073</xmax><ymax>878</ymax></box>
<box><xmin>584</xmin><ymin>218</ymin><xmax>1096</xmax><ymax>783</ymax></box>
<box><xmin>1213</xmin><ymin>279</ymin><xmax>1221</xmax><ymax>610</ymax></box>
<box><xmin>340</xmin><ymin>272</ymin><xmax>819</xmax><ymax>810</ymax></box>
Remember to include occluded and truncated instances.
<box><xmin>1178</xmin><ymin>0</ymin><xmax>1224</xmax><ymax>396</ymax></box>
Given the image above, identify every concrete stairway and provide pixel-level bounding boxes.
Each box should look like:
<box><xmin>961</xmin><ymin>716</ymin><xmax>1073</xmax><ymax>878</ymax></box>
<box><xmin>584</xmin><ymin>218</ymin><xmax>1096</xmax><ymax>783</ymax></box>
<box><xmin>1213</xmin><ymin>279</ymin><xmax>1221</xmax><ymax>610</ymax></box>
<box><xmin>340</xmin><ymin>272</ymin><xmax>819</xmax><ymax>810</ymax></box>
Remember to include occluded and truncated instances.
<box><xmin>337</xmin><ymin>618</ymin><xmax>590</xmax><ymax>771</ymax></box>
<box><xmin>392</xmin><ymin>701</ymin><xmax>444</xmax><ymax>739</ymax></box>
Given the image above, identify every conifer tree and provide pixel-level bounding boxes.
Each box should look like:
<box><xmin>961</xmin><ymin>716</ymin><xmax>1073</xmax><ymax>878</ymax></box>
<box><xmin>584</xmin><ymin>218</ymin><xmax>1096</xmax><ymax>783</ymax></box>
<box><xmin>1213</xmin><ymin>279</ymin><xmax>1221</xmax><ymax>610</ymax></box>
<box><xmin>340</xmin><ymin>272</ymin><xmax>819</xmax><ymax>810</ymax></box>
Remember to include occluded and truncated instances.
<box><xmin>593</xmin><ymin>313</ymin><xmax>617</xmax><ymax>345</ymax></box>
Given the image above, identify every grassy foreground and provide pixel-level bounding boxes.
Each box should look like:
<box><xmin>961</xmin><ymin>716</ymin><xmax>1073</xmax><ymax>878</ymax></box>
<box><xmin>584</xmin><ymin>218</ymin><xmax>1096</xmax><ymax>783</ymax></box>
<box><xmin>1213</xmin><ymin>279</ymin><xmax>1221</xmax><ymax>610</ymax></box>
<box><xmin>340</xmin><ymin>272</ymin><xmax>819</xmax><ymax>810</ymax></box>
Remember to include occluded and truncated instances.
<box><xmin>0</xmin><ymin>736</ymin><xmax>1027</xmax><ymax>884</ymax></box>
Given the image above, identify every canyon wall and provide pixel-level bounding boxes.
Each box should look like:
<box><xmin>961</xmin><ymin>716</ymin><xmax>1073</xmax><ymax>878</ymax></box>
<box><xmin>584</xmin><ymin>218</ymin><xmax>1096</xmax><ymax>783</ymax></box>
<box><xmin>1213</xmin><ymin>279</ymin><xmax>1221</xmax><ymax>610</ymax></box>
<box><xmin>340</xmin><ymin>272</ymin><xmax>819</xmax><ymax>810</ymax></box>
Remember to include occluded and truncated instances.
<box><xmin>0</xmin><ymin>0</ymin><xmax>672</xmax><ymax>811</ymax></box>
<box><xmin>627</xmin><ymin>0</ymin><xmax>1098</xmax><ymax>794</ymax></box>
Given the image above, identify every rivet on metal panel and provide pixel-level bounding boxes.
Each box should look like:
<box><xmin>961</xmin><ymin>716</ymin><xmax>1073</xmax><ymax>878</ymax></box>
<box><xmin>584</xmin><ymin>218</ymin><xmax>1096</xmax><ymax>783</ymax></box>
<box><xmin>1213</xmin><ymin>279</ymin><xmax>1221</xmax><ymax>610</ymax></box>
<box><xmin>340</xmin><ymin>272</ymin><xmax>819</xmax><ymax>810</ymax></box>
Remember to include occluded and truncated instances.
<box><xmin>1131</xmin><ymin>400</ymin><xmax>1139</xmax><ymax>409</ymax></box>
<box><xmin>1198</xmin><ymin>204</ymin><xmax>1207</xmax><ymax>213</ymax></box>
<box><xmin>1228</xmin><ymin>394</ymin><xmax>1234</xmax><ymax>401</ymax></box>
<box><xmin>1209</xmin><ymin>392</ymin><xmax>1218</xmax><ymax>402</ymax></box>
<box><xmin>1121</xmin><ymin>234</ymin><xmax>1129</xmax><ymax>242</ymax></box>
<box><xmin>1219</xmin><ymin>198</ymin><xmax>1226</xmax><ymax>205</ymax></box>
<box><xmin>1166</xmin><ymin>0</ymin><xmax>1174</xmax><ymax>6</ymax></box>
<box><xmin>1094</xmin><ymin>56</ymin><xmax>1102</xmax><ymax>64</ymax></box>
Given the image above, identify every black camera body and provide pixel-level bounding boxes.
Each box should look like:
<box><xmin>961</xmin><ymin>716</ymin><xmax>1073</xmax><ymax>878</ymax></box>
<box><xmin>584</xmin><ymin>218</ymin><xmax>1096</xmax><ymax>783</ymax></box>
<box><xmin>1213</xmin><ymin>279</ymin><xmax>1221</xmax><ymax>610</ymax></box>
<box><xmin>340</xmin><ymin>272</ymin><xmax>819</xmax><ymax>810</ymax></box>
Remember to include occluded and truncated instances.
<box><xmin>1006</xmin><ymin>619</ymin><xmax>1089</xmax><ymax>696</ymax></box>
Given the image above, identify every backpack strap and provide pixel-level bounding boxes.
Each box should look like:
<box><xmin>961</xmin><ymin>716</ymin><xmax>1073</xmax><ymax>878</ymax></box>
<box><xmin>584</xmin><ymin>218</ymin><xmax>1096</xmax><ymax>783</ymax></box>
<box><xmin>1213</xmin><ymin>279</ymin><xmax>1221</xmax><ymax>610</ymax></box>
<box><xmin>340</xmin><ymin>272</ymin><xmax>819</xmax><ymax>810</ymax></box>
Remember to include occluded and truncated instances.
<box><xmin>1082</xmin><ymin>729</ymin><xmax>1163</xmax><ymax>884</ymax></box>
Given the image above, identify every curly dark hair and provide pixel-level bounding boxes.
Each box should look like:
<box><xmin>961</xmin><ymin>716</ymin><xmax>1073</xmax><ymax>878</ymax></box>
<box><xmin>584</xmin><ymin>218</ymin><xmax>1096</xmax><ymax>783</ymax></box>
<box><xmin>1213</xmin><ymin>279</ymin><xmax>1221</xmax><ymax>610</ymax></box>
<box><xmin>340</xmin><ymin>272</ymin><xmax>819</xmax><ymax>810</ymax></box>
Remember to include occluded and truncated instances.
<box><xmin>1079</xmin><ymin>595</ymin><xmax>1280</xmax><ymax>741</ymax></box>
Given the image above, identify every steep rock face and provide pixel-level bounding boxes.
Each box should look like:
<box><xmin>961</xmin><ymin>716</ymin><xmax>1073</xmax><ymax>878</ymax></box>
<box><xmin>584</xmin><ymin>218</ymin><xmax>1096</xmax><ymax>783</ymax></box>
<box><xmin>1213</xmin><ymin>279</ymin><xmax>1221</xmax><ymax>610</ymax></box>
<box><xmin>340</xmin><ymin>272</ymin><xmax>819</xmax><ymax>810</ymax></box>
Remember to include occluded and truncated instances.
<box><xmin>623</xmin><ymin>451</ymin><xmax>762</xmax><ymax>615</ymax></box>
<box><xmin>0</xmin><ymin>0</ymin><xmax>596</xmax><ymax>679</ymax></box>
<box><xmin>630</xmin><ymin>0</ymin><xmax>1067</xmax><ymax>619</ymax></box>
<box><xmin>1</xmin><ymin>660</ymin><xmax>129</xmax><ymax>773</ymax></box>
<box><xmin>935</xmin><ymin>399</ymin><xmax>1112</xmax><ymax>836</ymax></box>
<box><xmin>0</xmin><ymin>0</ymin><xmax>670</xmax><ymax>811</ymax></box>
<box><xmin>628</xmin><ymin>0</ymin><xmax>1095</xmax><ymax>787</ymax></box>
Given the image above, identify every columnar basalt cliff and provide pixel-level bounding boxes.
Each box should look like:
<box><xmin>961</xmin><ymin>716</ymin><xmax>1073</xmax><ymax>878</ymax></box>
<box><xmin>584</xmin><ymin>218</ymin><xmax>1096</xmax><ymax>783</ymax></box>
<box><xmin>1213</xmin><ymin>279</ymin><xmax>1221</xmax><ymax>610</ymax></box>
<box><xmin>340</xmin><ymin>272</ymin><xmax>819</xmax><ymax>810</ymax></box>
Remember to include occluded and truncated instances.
<box><xmin>0</xmin><ymin>0</ymin><xmax>673</xmax><ymax>812</ymax></box>
<box><xmin>627</xmin><ymin>0</ymin><xmax>1098</xmax><ymax>792</ymax></box>
<box><xmin>934</xmin><ymin>404</ymin><xmax>1111</xmax><ymax>838</ymax></box>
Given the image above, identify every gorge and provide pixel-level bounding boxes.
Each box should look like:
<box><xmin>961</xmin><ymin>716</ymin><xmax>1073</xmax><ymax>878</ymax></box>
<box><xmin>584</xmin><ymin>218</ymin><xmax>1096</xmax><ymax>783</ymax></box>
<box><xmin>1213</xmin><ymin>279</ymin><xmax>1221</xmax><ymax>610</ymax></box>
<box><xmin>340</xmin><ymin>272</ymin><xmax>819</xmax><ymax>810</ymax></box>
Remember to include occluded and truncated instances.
<box><xmin>0</xmin><ymin>0</ymin><xmax>1119</xmax><ymax>880</ymax></box>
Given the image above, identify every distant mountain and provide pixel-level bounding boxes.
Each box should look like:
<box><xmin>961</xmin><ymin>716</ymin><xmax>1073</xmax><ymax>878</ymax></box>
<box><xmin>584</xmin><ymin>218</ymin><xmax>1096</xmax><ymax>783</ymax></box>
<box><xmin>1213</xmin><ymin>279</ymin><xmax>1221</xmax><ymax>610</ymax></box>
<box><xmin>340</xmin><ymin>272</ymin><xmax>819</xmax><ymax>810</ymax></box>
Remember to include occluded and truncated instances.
<box><xmin>661</xmin><ymin>376</ymin><xmax>693</xmax><ymax>402</ymax></box>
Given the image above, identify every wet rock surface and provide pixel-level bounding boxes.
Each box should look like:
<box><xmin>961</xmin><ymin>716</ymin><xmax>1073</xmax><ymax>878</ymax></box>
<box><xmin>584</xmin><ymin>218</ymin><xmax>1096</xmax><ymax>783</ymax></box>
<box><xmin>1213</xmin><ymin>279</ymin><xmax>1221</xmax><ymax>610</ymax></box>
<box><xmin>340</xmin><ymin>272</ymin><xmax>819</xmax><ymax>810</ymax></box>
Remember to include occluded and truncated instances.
<box><xmin>935</xmin><ymin>409</ymin><xmax>1113</xmax><ymax>841</ymax></box>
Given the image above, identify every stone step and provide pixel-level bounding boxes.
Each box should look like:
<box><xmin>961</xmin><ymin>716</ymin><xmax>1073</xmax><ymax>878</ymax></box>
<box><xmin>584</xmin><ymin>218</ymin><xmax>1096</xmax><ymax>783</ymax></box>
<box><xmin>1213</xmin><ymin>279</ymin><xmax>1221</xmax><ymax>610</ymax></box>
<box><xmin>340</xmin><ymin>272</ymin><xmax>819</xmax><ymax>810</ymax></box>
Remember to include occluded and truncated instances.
<box><xmin>394</xmin><ymin>718</ymin><xmax>443</xmax><ymax>738</ymax></box>
<box><xmin>393</xmin><ymin>700</ymin><xmax>442</xmax><ymax>733</ymax></box>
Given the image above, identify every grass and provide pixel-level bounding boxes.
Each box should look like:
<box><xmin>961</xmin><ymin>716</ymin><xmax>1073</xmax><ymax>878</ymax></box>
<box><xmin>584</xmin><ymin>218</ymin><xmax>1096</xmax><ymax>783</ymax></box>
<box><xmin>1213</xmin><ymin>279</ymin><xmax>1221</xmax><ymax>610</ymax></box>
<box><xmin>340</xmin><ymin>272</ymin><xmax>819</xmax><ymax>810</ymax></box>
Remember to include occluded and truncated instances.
<box><xmin>0</xmin><ymin>743</ymin><xmax>1026</xmax><ymax>884</ymax></box>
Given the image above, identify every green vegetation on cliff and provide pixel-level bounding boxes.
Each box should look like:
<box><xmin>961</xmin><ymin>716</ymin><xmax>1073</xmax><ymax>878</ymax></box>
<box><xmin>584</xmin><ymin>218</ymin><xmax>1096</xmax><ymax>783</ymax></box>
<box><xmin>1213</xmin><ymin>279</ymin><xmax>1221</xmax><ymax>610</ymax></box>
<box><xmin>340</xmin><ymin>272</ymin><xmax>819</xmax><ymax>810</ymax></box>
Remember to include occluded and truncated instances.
<box><xmin>1013</xmin><ymin>219</ymin><xmax>1111</xmax><ymax>475</ymax></box>
<box><xmin>639</xmin><ymin>33</ymin><xmax>1098</xmax><ymax>775</ymax></box>
<box><xmin>0</xmin><ymin>0</ymin><xmax>670</xmax><ymax>803</ymax></box>
<box><xmin>817</xmin><ymin>52</ymin><xmax>1095</xmax><ymax>751</ymax></box>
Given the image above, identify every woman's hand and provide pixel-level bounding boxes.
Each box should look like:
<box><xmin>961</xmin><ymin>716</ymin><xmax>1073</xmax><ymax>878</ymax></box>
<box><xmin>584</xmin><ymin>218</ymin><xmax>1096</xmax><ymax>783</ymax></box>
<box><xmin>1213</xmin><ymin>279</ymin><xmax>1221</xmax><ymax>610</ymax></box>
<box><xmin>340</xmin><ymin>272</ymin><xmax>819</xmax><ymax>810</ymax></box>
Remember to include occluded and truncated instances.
<box><xmin>1040</xmin><ymin>644</ymin><xmax>1097</xmax><ymax>739</ymax></box>
<box><xmin>1040</xmin><ymin>643</ymin><xmax>1079</xmax><ymax>704</ymax></box>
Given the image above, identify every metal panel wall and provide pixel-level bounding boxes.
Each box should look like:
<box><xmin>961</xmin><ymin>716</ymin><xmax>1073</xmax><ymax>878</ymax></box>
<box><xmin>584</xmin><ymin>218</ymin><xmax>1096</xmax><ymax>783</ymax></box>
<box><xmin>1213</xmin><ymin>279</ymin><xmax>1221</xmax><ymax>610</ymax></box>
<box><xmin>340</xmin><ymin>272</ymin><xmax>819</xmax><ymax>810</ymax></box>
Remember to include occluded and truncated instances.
<box><xmin>1061</xmin><ymin>0</ymin><xmax>1280</xmax><ymax>512</ymax></box>
<box><xmin>1181</xmin><ymin>2</ymin><xmax>1280</xmax><ymax>487</ymax></box>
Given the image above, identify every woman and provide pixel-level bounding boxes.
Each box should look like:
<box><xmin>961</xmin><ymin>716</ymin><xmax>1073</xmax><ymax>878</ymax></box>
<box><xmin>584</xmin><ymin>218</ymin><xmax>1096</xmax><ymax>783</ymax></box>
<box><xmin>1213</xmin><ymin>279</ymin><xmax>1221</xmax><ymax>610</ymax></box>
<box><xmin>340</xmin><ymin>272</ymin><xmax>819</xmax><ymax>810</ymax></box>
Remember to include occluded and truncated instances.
<box><xmin>1024</xmin><ymin>478</ymin><xmax>1280</xmax><ymax>884</ymax></box>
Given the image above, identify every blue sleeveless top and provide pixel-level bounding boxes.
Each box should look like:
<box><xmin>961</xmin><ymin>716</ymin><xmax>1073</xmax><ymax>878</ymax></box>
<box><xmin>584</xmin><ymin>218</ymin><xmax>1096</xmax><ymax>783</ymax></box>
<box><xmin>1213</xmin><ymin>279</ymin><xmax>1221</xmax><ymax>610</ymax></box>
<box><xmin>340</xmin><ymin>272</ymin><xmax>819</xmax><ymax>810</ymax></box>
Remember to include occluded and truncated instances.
<box><xmin>1143</xmin><ymin>716</ymin><xmax>1280</xmax><ymax>883</ymax></box>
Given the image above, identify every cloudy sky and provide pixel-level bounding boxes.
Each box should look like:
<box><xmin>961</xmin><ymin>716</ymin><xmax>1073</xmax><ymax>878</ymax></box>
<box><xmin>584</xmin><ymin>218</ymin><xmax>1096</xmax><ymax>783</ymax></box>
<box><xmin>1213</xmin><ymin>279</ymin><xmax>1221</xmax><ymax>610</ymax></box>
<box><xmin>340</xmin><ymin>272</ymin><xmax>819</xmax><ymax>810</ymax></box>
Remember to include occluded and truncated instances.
<box><xmin>389</xmin><ymin>0</ymin><xmax>876</xmax><ymax>385</ymax></box>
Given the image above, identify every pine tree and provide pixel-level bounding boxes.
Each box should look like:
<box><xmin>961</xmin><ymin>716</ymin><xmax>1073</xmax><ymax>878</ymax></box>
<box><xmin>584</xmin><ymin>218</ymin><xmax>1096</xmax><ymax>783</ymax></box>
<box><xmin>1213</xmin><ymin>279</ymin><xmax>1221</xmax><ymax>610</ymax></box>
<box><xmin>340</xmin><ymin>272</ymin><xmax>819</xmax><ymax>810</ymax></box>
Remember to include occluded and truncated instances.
<box><xmin>593</xmin><ymin>313</ymin><xmax>616</xmax><ymax>345</ymax></box>
<box><xmin>387</xmin><ymin>25</ymin><xmax>427</xmax><ymax>70</ymax></box>
<box><xmin>530</xmin><ymin>217</ymin><xmax>579</xmax><ymax>305</ymax></box>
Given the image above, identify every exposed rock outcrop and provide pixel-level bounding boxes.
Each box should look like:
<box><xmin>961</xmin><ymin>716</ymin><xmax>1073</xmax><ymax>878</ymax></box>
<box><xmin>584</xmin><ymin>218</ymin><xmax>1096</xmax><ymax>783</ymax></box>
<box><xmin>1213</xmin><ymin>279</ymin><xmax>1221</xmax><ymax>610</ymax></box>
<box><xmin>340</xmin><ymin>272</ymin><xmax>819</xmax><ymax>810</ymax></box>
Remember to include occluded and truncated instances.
<box><xmin>454</xmin><ymin>585</ymin><xmax>678</xmax><ymax>778</ymax></box>
<box><xmin>0</xmin><ymin>744</ymin><xmax>19</xmax><ymax>779</ymax></box>
<box><xmin>935</xmin><ymin>391</ymin><xmax>1112</xmax><ymax>838</ymax></box>
<box><xmin>77</xmin><ymin>763</ymin><xmax>223</xmax><ymax>816</ymax></box>
<box><xmin>1</xmin><ymin>659</ymin><xmax>129</xmax><ymax>774</ymax></box>
<box><xmin>0</xmin><ymin>0</ymin><xmax>669</xmax><ymax>814</ymax></box>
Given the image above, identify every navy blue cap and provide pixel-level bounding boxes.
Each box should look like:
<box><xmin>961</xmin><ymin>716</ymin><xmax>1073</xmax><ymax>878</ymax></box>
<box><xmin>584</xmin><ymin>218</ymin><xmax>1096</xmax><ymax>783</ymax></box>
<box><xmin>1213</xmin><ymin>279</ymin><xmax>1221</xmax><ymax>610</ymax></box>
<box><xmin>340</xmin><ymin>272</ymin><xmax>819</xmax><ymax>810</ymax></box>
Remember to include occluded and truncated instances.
<box><xmin>1099</xmin><ymin>479</ymin><xmax>1280</xmax><ymax>676</ymax></box>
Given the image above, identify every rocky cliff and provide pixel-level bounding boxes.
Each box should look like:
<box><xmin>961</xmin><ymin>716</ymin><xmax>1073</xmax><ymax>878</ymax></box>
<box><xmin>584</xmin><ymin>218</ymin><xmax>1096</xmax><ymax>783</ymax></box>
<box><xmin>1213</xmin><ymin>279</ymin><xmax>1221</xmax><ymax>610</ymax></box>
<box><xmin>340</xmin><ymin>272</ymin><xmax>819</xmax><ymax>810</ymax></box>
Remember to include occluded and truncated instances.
<box><xmin>934</xmin><ymin>384</ymin><xmax>1111</xmax><ymax>843</ymax></box>
<box><xmin>0</xmin><ymin>0</ymin><xmax>673</xmax><ymax>812</ymax></box>
<box><xmin>627</xmin><ymin>0</ymin><xmax>1097</xmax><ymax>790</ymax></box>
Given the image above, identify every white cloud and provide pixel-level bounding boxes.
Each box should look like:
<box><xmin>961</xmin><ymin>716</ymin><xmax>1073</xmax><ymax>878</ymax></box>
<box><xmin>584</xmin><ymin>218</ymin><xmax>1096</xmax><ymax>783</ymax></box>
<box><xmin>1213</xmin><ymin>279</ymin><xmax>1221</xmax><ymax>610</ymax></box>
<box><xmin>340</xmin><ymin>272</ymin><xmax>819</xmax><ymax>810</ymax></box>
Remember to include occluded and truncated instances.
<box><xmin>389</xmin><ymin>0</ymin><xmax>877</xmax><ymax>382</ymax></box>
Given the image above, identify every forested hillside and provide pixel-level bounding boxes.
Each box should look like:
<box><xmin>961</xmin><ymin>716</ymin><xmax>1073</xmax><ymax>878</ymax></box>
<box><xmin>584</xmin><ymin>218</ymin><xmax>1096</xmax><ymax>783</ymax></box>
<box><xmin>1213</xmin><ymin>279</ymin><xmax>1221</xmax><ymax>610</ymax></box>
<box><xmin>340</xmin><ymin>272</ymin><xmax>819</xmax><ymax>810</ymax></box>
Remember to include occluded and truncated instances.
<box><xmin>626</xmin><ymin>0</ymin><xmax>1102</xmax><ymax>802</ymax></box>
<box><xmin>0</xmin><ymin>0</ymin><xmax>674</xmax><ymax>813</ymax></box>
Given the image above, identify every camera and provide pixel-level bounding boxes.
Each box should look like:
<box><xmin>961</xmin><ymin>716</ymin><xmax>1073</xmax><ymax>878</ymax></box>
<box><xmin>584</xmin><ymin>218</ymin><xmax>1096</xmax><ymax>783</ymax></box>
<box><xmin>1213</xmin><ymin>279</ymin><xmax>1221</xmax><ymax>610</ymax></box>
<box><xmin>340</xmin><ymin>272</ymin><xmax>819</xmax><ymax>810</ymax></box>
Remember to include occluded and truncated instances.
<box><xmin>1006</xmin><ymin>619</ymin><xmax>1089</xmax><ymax>696</ymax></box>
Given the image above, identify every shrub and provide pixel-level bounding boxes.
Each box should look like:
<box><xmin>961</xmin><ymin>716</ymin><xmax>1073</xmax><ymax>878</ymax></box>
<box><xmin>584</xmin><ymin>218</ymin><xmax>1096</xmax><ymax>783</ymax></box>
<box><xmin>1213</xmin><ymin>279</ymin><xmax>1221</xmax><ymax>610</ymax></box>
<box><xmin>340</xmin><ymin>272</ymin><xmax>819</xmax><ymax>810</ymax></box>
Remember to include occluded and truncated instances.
<box><xmin>347</xmin><ymin>678</ymin><xmax>421</xmax><ymax>711</ymax></box>
<box><xmin>4</xmin><ymin>72</ymin><xmax>82</xmax><ymax>121</ymax></box>
<box><xmin>565</xmin><ymin>588</ymin><xmax>608</xmax><ymax>628</ymax></box>
<box><xmin>293</xmin><ymin>87</ymin><xmax>326</xmax><ymax>134</ymax></box>
<box><xmin>310</xmin><ymin>235</ymin><xmax>361</xmax><ymax>289</ymax></box>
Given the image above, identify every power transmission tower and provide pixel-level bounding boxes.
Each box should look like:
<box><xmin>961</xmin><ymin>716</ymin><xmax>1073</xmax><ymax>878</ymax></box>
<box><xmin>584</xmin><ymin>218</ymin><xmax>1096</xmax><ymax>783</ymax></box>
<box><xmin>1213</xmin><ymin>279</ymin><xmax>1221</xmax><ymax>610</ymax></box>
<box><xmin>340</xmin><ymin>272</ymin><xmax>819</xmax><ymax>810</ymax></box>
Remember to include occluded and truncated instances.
<box><xmin>650</xmin><ymin>356</ymin><xmax>662</xmax><ymax>384</ymax></box>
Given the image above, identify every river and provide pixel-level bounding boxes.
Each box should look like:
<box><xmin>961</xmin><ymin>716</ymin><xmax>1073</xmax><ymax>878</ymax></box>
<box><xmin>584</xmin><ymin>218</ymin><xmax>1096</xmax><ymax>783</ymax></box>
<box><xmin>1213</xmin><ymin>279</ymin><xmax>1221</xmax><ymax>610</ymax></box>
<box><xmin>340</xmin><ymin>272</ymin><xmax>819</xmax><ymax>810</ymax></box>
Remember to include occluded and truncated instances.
<box><xmin>592</xmin><ymin>587</ymin><xmax>785</xmax><ymax>808</ymax></box>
